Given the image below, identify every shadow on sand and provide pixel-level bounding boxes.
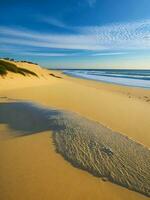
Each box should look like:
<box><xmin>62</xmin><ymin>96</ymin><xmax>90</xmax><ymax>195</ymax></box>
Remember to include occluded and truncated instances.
<box><xmin>0</xmin><ymin>101</ymin><xmax>64</xmax><ymax>137</ymax></box>
<box><xmin>0</xmin><ymin>101</ymin><xmax>150</xmax><ymax>197</ymax></box>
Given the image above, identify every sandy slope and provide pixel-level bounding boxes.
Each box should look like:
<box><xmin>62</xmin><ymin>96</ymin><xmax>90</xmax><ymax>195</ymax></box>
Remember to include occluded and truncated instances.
<box><xmin>0</xmin><ymin>60</ymin><xmax>150</xmax><ymax>200</ymax></box>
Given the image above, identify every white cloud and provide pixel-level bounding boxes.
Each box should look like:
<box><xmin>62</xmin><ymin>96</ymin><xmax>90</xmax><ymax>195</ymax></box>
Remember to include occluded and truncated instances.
<box><xmin>0</xmin><ymin>26</ymin><xmax>105</xmax><ymax>50</ymax></box>
<box><xmin>1</xmin><ymin>19</ymin><xmax>150</xmax><ymax>57</ymax></box>
<box><xmin>0</xmin><ymin>45</ymin><xmax>79</xmax><ymax>57</ymax></box>
<box><xmin>79</xmin><ymin>19</ymin><xmax>150</xmax><ymax>50</ymax></box>
<box><xmin>91</xmin><ymin>52</ymin><xmax>128</xmax><ymax>56</ymax></box>
<box><xmin>0</xmin><ymin>36</ymin><xmax>105</xmax><ymax>51</ymax></box>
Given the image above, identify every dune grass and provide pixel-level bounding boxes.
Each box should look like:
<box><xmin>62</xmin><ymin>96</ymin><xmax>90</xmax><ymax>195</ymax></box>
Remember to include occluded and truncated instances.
<box><xmin>0</xmin><ymin>65</ymin><xmax>7</xmax><ymax>76</ymax></box>
<box><xmin>0</xmin><ymin>60</ymin><xmax>38</xmax><ymax>77</ymax></box>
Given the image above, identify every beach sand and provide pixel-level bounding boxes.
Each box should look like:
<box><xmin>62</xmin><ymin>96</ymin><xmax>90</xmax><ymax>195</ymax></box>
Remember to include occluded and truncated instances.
<box><xmin>0</xmin><ymin>60</ymin><xmax>150</xmax><ymax>200</ymax></box>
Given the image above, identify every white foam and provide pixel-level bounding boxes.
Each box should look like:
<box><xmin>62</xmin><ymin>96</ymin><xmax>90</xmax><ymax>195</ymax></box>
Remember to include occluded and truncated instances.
<box><xmin>65</xmin><ymin>71</ymin><xmax>150</xmax><ymax>88</ymax></box>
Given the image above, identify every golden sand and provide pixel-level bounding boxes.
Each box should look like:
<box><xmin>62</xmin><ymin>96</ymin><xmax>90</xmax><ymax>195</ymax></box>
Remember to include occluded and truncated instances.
<box><xmin>0</xmin><ymin>60</ymin><xmax>150</xmax><ymax>200</ymax></box>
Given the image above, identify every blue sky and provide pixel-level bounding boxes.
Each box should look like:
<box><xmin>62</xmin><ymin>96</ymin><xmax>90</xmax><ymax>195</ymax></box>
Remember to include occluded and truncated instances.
<box><xmin>0</xmin><ymin>0</ymin><xmax>150</xmax><ymax>68</ymax></box>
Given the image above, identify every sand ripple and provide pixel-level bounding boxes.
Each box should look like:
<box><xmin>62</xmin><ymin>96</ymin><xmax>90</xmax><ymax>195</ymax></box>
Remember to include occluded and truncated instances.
<box><xmin>0</xmin><ymin>101</ymin><xmax>149</xmax><ymax>197</ymax></box>
<box><xmin>52</xmin><ymin>112</ymin><xmax>150</xmax><ymax>197</ymax></box>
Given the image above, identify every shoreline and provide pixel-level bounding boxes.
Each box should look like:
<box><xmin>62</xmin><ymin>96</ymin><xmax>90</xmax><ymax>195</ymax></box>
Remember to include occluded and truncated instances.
<box><xmin>0</xmin><ymin>61</ymin><xmax>150</xmax><ymax>200</ymax></box>
<box><xmin>61</xmin><ymin>70</ymin><xmax>150</xmax><ymax>89</ymax></box>
<box><xmin>64</xmin><ymin>71</ymin><xmax>150</xmax><ymax>89</ymax></box>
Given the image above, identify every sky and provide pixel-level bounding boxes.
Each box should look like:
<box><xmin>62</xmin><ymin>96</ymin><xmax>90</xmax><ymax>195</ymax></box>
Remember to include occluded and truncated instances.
<box><xmin>0</xmin><ymin>0</ymin><xmax>150</xmax><ymax>69</ymax></box>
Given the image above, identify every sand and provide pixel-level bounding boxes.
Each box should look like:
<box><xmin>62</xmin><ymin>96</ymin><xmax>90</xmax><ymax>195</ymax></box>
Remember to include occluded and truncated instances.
<box><xmin>0</xmin><ymin>60</ymin><xmax>150</xmax><ymax>200</ymax></box>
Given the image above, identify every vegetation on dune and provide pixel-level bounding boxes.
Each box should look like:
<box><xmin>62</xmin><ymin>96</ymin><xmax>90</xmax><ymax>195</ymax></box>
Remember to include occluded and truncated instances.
<box><xmin>1</xmin><ymin>57</ymin><xmax>38</xmax><ymax>65</ymax></box>
<box><xmin>0</xmin><ymin>60</ymin><xmax>38</xmax><ymax>77</ymax></box>
<box><xmin>20</xmin><ymin>60</ymin><xmax>38</xmax><ymax>65</ymax></box>
<box><xmin>18</xmin><ymin>67</ymin><xmax>38</xmax><ymax>76</ymax></box>
<box><xmin>0</xmin><ymin>65</ymin><xmax>8</xmax><ymax>76</ymax></box>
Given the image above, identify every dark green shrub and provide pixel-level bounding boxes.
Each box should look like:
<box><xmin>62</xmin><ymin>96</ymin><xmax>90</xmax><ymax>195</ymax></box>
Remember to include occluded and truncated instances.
<box><xmin>0</xmin><ymin>60</ymin><xmax>18</xmax><ymax>73</ymax></box>
<box><xmin>0</xmin><ymin>60</ymin><xmax>38</xmax><ymax>77</ymax></box>
<box><xmin>18</xmin><ymin>67</ymin><xmax>38</xmax><ymax>76</ymax></box>
<box><xmin>0</xmin><ymin>65</ymin><xmax>7</xmax><ymax>75</ymax></box>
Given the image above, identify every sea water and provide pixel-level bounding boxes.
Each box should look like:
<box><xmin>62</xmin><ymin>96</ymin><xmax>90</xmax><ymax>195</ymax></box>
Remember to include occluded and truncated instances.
<box><xmin>64</xmin><ymin>69</ymin><xmax>150</xmax><ymax>88</ymax></box>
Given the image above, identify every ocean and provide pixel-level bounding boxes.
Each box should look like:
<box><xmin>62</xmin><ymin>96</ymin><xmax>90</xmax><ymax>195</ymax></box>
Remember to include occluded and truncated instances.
<box><xmin>64</xmin><ymin>69</ymin><xmax>150</xmax><ymax>88</ymax></box>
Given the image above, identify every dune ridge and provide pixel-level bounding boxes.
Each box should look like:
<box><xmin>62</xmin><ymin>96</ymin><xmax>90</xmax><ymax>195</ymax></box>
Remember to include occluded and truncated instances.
<box><xmin>0</xmin><ymin>101</ymin><xmax>149</xmax><ymax>197</ymax></box>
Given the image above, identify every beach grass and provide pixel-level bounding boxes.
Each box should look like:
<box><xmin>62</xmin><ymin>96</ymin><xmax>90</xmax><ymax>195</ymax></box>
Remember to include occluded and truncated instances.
<box><xmin>0</xmin><ymin>60</ymin><xmax>38</xmax><ymax>77</ymax></box>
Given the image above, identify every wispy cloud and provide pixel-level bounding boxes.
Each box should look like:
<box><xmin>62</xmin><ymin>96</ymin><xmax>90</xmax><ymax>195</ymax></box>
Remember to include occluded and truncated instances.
<box><xmin>1</xmin><ymin>19</ymin><xmax>150</xmax><ymax>57</ymax></box>
<box><xmin>91</xmin><ymin>52</ymin><xmax>128</xmax><ymax>56</ymax></box>
<box><xmin>19</xmin><ymin>52</ymin><xmax>78</xmax><ymax>57</ymax></box>
<box><xmin>0</xmin><ymin>36</ymin><xmax>104</xmax><ymax>51</ymax></box>
<box><xmin>0</xmin><ymin>45</ymin><xmax>80</xmax><ymax>57</ymax></box>
<box><xmin>39</xmin><ymin>16</ymin><xmax>69</xmax><ymax>29</ymax></box>
<box><xmin>86</xmin><ymin>0</ymin><xmax>96</xmax><ymax>7</ymax></box>
<box><xmin>79</xmin><ymin>19</ymin><xmax>150</xmax><ymax>50</ymax></box>
<box><xmin>0</xmin><ymin>26</ymin><xmax>105</xmax><ymax>50</ymax></box>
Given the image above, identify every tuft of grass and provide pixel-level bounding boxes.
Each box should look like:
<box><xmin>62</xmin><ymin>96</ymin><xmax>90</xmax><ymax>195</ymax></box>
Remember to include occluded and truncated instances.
<box><xmin>0</xmin><ymin>65</ymin><xmax>7</xmax><ymax>76</ymax></box>
<box><xmin>0</xmin><ymin>60</ymin><xmax>38</xmax><ymax>77</ymax></box>
<box><xmin>0</xmin><ymin>60</ymin><xmax>18</xmax><ymax>73</ymax></box>
<box><xmin>18</xmin><ymin>67</ymin><xmax>38</xmax><ymax>76</ymax></box>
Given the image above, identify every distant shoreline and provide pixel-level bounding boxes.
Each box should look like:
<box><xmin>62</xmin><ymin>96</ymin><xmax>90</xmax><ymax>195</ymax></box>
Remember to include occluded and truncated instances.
<box><xmin>63</xmin><ymin>69</ymin><xmax>150</xmax><ymax>89</ymax></box>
